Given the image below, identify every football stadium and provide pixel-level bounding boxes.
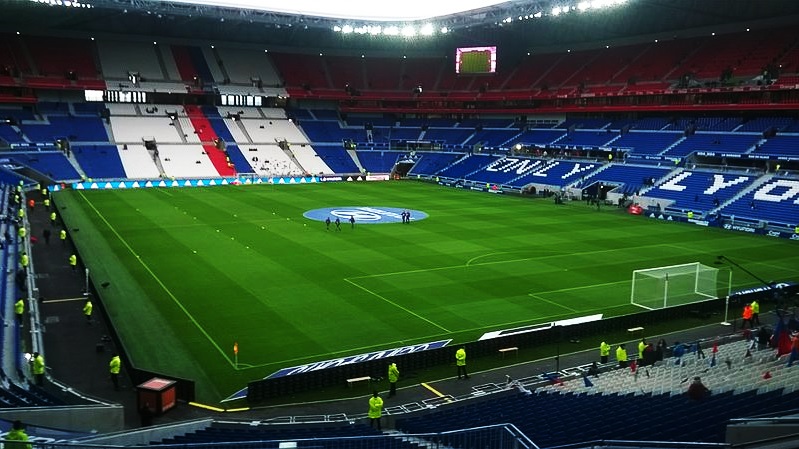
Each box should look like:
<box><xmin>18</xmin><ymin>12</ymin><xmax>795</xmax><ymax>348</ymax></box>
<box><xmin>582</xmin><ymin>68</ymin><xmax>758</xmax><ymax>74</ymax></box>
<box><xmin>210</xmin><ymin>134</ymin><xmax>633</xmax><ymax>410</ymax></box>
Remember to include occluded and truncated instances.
<box><xmin>0</xmin><ymin>0</ymin><xmax>798</xmax><ymax>447</ymax></box>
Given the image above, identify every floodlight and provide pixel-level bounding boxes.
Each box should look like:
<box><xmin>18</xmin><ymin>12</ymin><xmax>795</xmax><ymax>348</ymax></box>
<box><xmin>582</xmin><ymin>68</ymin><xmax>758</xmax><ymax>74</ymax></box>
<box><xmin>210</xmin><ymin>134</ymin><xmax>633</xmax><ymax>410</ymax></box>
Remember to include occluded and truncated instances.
<box><xmin>333</xmin><ymin>25</ymin><xmax>341</xmax><ymax>32</ymax></box>
<box><xmin>440</xmin><ymin>26</ymin><xmax>449</xmax><ymax>34</ymax></box>
<box><xmin>383</xmin><ymin>26</ymin><xmax>399</xmax><ymax>36</ymax></box>
<box><xmin>533</xmin><ymin>11</ymin><xmax>542</xmax><ymax>18</ymax></box>
<box><xmin>342</xmin><ymin>24</ymin><xmax>353</xmax><ymax>33</ymax></box>
<box><xmin>420</xmin><ymin>23</ymin><xmax>434</xmax><ymax>36</ymax></box>
<box><xmin>551</xmin><ymin>7</ymin><xmax>561</xmax><ymax>16</ymax></box>
<box><xmin>368</xmin><ymin>25</ymin><xmax>382</xmax><ymax>35</ymax></box>
<box><xmin>578</xmin><ymin>1</ymin><xmax>590</xmax><ymax>11</ymax></box>
<box><xmin>401</xmin><ymin>25</ymin><xmax>416</xmax><ymax>37</ymax></box>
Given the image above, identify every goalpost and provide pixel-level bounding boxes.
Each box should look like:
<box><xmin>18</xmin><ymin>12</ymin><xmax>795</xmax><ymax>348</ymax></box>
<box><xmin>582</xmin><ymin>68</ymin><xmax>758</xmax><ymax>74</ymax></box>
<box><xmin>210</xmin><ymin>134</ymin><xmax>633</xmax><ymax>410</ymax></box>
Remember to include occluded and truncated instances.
<box><xmin>631</xmin><ymin>262</ymin><xmax>732</xmax><ymax>310</ymax></box>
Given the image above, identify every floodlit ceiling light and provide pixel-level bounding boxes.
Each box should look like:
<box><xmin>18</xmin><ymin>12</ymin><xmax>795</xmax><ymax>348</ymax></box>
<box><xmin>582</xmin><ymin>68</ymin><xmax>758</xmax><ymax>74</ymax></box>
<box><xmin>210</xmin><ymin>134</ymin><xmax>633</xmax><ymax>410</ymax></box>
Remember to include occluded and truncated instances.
<box><xmin>533</xmin><ymin>11</ymin><xmax>542</xmax><ymax>18</ymax></box>
<box><xmin>342</xmin><ymin>24</ymin><xmax>353</xmax><ymax>33</ymax></box>
<box><xmin>401</xmin><ymin>25</ymin><xmax>416</xmax><ymax>37</ymax></box>
<box><xmin>551</xmin><ymin>6</ymin><xmax>561</xmax><ymax>16</ymax></box>
<box><xmin>333</xmin><ymin>25</ymin><xmax>342</xmax><ymax>32</ymax></box>
<box><xmin>368</xmin><ymin>25</ymin><xmax>382</xmax><ymax>35</ymax></box>
<box><xmin>578</xmin><ymin>1</ymin><xmax>590</xmax><ymax>11</ymax></box>
<box><xmin>420</xmin><ymin>23</ymin><xmax>434</xmax><ymax>36</ymax></box>
<box><xmin>383</xmin><ymin>26</ymin><xmax>399</xmax><ymax>36</ymax></box>
<box><xmin>440</xmin><ymin>26</ymin><xmax>449</xmax><ymax>34</ymax></box>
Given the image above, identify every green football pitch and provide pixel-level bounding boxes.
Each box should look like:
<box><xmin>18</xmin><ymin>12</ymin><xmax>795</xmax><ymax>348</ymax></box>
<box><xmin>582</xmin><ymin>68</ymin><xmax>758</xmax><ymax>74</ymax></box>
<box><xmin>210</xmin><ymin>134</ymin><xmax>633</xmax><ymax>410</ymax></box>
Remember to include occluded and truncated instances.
<box><xmin>55</xmin><ymin>181</ymin><xmax>799</xmax><ymax>403</ymax></box>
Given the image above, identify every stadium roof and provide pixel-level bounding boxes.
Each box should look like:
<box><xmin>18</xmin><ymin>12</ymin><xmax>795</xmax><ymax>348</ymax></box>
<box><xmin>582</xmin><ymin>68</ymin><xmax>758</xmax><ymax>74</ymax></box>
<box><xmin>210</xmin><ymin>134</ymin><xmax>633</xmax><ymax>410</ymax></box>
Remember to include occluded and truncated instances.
<box><xmin>165</xmin><ymin>0</ymin><xmax>511</xmax><ymax>21</ymax></box>
<box><xmin>6</xmin><ymin>0</ymin><xmax>799</xmax><ymax>54</ymax></box>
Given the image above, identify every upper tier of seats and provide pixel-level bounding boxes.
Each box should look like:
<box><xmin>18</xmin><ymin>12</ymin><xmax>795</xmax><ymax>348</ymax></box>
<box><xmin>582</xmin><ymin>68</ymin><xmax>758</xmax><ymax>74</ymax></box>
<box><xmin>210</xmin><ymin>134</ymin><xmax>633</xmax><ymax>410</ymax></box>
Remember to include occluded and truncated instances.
<box><xmin>0</xmin><ymin>24</ymin><xmax>796</xmax><ymax>100</ymax></box>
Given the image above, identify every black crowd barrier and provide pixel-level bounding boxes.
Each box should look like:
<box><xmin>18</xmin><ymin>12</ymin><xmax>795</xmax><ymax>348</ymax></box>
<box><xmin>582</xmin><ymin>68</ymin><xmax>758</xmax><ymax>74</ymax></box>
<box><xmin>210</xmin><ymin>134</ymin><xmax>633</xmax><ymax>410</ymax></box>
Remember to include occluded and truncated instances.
<box><xmin>247</xmin><ymin>298</ymin><xmax>725</xmax><ymax>403</ymax></box>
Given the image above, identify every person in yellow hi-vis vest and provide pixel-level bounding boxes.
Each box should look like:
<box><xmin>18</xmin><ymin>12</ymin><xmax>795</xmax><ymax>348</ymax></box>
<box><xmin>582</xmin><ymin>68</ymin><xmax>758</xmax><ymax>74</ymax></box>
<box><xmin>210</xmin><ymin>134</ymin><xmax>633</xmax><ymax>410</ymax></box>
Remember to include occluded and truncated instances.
<box><xmin>32</xmin><ymin>352</ymin><xmax>45</xmax><ymax>386</ymax></box>
<box><xmin>60</xmin><ymin>229</ymin><xmax>67</xmax><ymax>246</ymax></box>
<box><xmin>616</xmin><ymin>344</ymin><xmax>628</xmax><ymax>368</ymax></box>
<box><xmin>456</xmin><ymin>347</ymin><xmax>469</xmax><ymax>379</ymax></box>
<box><xmin>109</xmin><ymin>354</ymin><xmax>121</xmax><ymax>391</ymax></box>
<box><xmin>388</xmin><ymin>361</ymin><xmax>399</xmax><ymax>397</ymax></box>
<box><xmin>83</xmin><ymin>298</ymin><xmax>93</xmax><ymax>324</ymax></box>
<box><xmin>368</xmin><ymin>391</ymin><xmax>383</xmax><ymax>431</ymax></box>
<box><xmin>15</xmin><ymin>298</ymin><xmax>24</xmax><ymax>326</ymax></box>
<box><xmin>69</xmin><ymin>254</ymin><xmax>77</xmax><ymax>272</ymax></box>
<box><xmin>599</xmin><ymin>341</ymin><xmax>611</xmax><ymax>364</ymax></box>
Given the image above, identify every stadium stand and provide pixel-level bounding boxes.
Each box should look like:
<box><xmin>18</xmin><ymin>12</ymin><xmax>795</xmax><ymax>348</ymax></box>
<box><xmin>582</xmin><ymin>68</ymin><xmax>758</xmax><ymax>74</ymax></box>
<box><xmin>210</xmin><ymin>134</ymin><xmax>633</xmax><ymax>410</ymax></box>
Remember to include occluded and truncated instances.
<box><xmin>645</xmin><ymin>169</ymin><xmax>756</xmax><ymax>211</ymax></box>
<box><xmin>2</xmin><ymin>5</ymin><xmax>799</xmax><ymax>448</ymax></box>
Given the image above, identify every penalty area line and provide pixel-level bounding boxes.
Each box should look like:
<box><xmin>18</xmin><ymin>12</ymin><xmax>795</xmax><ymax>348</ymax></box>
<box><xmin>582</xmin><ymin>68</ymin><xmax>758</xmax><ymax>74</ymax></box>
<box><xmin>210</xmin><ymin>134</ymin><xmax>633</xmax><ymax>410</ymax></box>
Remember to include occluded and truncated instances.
<box><xmin>527</xmin><ymin>293</ymin><xmax>578</xmax><ymax>312</ymax></box>
<box><xmin>344</xmin><ymin>278</ymin><xmax>451</xmax><ymax>333</ymax></box>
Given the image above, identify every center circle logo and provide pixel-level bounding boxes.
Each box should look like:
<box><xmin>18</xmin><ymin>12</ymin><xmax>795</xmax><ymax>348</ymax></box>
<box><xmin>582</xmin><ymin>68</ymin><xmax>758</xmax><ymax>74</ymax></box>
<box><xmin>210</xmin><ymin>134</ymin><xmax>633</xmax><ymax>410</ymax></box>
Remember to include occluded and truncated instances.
<box><xmin>303</xmin><ymin>207</ymin><xmax>428</xmax><ymax>224</ymax></box>
<box><xmin>331</xmin><ymin>210</ymin><xmax>382</xmax><ymax>221</ymax></box>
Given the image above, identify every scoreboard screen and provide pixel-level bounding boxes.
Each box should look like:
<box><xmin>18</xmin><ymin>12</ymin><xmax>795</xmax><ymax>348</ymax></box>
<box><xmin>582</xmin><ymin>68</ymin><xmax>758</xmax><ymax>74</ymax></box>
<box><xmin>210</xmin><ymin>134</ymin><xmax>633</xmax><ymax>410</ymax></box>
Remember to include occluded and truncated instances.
<box><xmin>455</xmin><ymin>46</ymin><xmax>497</xmax><ymax>74</ymax></box>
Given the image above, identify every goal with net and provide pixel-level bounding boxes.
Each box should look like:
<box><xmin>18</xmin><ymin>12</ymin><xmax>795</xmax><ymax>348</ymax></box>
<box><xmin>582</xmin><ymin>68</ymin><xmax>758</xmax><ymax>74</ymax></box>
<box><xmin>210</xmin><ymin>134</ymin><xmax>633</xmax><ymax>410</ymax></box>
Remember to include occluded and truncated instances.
<box><xmin>631</xmin><ymin>262</ymin><xmax>731</xmax><ymax>310</ymax></box>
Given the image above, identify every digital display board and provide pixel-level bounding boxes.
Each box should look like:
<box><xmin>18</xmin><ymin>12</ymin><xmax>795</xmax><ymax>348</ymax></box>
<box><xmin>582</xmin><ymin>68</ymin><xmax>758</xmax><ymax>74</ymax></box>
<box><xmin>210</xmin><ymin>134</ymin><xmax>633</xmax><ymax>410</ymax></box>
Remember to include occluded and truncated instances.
<box><xmin>455</xmin><ymin>46</ymin><xmax>497</xmax><ymax>74</ymax></box>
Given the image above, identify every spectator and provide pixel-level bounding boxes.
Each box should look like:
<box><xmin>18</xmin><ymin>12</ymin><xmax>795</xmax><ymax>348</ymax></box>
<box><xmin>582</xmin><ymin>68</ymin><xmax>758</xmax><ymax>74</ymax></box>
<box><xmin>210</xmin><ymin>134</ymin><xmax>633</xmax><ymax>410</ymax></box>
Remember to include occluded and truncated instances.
<box><xmin>687</xmin><ymin>376</ymin><xmax>711</xmax><ymax>400</ymax></box>
<box><xmin>757</xmin><ymin>326</ymin><xmax>771</xmax><ymax>350</ymax></box>
<box><xmin>642</xmin><ymin>342</ymin><xmax>656</xmax><ymax>367</ymax></box>
<box><xmin>786</xmin><ymin>332</ymin><xmax>799</xmax><ymax>367</ymax></box>
<box><xmin>587</xmin><ymin>361</ymin><xmax>600</xmax><ymax>378</ymax></box>
<box><xmin>673</xmin><ymin>342</ymin><xmax>686</xmax><ymax>366</ymax></box>
<box><xmin>694</xmin><ymin>340</ymin><xmax>706</xmax><ymax>360</ymax></box>
<box><xmin>655</xmin><ymin>339</ymin><xmax>668</xmax><ymax>362</ymax></box>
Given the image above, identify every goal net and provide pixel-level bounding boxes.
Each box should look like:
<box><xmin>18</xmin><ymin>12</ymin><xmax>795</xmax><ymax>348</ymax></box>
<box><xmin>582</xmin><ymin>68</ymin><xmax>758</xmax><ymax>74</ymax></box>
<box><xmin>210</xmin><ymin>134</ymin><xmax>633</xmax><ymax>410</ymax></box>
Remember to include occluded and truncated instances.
<box><xmin>631</xmin><ymin>262</ymin><xmax>730</xmax><ymax>310</ymax></box>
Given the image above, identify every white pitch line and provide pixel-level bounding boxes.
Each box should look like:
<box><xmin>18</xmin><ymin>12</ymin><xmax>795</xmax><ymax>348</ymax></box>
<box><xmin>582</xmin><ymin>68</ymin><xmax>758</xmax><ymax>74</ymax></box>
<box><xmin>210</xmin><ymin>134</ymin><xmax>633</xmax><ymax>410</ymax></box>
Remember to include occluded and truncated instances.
<box><xmin>42</xmin><ymin>297</ymin><xmax>89</xmax><ymax>304</ymax></box>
